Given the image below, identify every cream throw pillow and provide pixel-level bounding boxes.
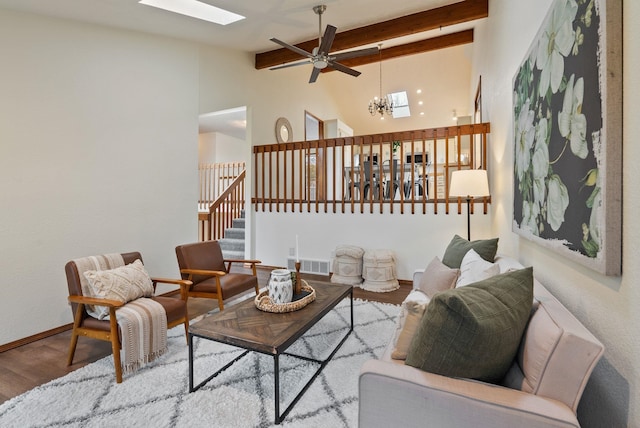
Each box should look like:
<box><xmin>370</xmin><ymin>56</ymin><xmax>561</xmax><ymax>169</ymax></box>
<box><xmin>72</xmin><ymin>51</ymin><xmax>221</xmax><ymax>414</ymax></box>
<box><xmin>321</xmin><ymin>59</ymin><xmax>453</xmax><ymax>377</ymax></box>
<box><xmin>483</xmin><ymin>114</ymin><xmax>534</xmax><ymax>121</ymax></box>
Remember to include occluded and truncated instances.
<box><xmin>456</xmin><ymin>249</ymin><xmax>501</xmax><ymax>287</ymax></box>
<box><xmin>390</xmin><ymin>289</ymin><xmax>430</xmax><ymax>360</ymax></box>
<box><xmin>391</xmin><ymin>299</ymin><xmax>429</xmax><ymax>360</ymax></box>
<box><xmin>83</xmin><ymin>259</ymin><xmax>154</xmax><ymax>320</ymax></box>
<box><xmin>417</xmin><ymin>257</ymin><xmax>460</xmax><ymax>297</ymax></box>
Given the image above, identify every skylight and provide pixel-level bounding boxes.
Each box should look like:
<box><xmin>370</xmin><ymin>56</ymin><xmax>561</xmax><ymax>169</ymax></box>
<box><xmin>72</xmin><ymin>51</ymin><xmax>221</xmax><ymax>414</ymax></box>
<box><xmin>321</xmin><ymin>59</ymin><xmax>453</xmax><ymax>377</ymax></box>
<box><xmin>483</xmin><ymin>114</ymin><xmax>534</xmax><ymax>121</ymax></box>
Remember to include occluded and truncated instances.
<box><xmin>139</xmin><ymin>0</ymin><xmax>245</xmax><ymax>26</ymax></box>
<box><xmin>389</xmin><ymin>91</ymin><xmax>411</xmax><ymax>118</ymax></box>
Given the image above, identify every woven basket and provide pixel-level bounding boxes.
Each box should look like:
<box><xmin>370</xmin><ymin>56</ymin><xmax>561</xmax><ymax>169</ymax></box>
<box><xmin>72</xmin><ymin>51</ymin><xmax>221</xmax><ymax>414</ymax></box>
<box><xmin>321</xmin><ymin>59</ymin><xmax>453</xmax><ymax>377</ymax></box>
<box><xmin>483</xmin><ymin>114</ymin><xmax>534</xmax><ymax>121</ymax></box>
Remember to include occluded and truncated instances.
<box><xmin>255</xmin><ymin>280</ymin><xmax>316</xmax><ymax>313</ymax></box>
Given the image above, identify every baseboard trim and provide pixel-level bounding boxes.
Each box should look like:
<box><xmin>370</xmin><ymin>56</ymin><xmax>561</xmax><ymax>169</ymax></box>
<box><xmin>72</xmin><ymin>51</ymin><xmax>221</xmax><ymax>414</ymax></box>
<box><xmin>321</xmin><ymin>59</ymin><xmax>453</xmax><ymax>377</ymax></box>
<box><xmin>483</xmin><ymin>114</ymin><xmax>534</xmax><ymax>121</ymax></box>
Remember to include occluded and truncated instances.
<box><xmin>0</xmin><ymin>289</ymin><xmax>182</xmax><ymax>353</ymax></box>
<box><xmin>0</xmin><ymin>323</ymin><xmax>72</xmax><ymax>353</ymax></box>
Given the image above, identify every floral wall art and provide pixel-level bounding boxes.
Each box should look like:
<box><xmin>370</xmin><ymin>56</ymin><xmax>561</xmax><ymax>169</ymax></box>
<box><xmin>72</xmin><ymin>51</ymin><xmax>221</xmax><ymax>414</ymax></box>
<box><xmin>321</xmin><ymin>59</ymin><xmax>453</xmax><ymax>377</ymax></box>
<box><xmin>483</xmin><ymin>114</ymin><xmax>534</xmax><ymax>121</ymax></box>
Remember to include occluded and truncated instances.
<box><xmin>512</xmin><ymin>0</ymin><xmax>621</xmax><ymax>276</ymax></box>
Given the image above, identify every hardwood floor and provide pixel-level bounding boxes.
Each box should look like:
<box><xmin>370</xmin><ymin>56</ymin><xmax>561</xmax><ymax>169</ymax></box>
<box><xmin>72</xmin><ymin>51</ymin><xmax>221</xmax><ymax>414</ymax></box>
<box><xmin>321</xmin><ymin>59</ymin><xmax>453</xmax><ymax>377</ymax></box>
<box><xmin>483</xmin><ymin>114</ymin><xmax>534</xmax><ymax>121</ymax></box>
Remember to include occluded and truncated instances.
<box><xmin>0</xmin><ymin>267</ymin><xmax>410</xmax><ymax>404</ymax></box>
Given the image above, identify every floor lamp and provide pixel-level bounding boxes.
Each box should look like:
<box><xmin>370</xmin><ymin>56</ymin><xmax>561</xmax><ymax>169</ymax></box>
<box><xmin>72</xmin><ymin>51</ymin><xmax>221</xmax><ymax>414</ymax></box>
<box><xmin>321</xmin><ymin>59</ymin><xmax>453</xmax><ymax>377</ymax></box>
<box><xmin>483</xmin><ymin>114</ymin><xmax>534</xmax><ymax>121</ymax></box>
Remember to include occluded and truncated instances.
<box><xmin>449</xmin><ymin>170</ymin><xmax>490</xmax><ymax>241</ymax></box>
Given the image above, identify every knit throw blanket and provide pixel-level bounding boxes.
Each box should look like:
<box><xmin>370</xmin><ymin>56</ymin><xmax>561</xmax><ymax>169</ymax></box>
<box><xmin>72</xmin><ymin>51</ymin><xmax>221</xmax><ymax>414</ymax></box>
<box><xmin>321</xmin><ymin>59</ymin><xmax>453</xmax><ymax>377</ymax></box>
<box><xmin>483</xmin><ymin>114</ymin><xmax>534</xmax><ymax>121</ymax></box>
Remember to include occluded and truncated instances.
<box><xmin>73</xmin><ymin>254</ymin><xmax>167</xmax><ymax>374</ymax></box>
<box><xmin>116</xmin><ymin>298</ymin><xmax>167</xmax><ymax>374</ymax></box>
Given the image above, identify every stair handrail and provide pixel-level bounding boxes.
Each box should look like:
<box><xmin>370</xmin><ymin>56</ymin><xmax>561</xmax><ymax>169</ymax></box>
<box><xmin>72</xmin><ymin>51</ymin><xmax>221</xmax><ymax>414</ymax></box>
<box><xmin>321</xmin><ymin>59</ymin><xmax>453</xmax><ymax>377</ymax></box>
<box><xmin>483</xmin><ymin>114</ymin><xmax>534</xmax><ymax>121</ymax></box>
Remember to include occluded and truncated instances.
<box><xmin>198</xmin><ymin>161</ymin><xmax>245</xmax><ymax>210</ymax></box>
<box><xmin>201</xmin><ymin>170</ymin><xmax>246</xmax><ymax>241</ymax></box>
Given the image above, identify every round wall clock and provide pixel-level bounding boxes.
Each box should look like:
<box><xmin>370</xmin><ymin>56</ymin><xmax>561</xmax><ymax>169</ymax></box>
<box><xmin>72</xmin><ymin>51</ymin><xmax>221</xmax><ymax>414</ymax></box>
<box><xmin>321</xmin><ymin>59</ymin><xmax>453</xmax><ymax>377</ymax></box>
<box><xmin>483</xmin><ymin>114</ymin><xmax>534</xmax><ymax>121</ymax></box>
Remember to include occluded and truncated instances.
<box><xmin>275</xmin><ymin>117</ymin><xmax>292</xmax><ymax>144</ymax></box>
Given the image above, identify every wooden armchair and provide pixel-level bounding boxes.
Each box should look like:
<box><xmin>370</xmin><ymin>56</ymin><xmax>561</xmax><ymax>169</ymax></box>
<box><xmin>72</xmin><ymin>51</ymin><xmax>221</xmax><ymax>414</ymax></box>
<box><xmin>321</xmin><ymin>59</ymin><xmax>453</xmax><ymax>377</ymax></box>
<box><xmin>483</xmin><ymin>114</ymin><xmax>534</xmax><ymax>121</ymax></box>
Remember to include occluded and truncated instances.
<box><xmin>65</xmin><ymin>252</ymin><xmax>191</xmax><ymax>383</ymax></box>
<box><xmin>175</xmin><ymin>241</ymin><xmax>261</xmax><ymax>311</ymax></box>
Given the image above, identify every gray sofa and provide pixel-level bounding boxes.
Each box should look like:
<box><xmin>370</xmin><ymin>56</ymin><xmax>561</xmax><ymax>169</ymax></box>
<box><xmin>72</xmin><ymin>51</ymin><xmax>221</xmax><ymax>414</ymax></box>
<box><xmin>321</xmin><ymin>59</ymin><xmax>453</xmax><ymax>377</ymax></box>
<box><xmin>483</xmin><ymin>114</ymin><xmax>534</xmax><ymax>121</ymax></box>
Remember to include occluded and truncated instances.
<box><xmin>358</xmin><ymin>256</ymin><xmax>604</xmax><ymax>428</ymax></box>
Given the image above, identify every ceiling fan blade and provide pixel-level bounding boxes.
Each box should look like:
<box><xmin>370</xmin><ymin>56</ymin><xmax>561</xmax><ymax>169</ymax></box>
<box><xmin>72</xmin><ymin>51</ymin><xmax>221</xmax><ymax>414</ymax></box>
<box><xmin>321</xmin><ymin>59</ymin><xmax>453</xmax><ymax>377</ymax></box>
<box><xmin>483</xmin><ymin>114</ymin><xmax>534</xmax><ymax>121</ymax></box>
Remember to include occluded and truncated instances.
<box><xmin>309</xmin><ymin>67</ymin><xmax>322</xmax><ymax>83</ymax></box>
<box><xmin>270</xmin><ymin>60</ymin><xmax>311</xmax><ymax>70</ymax></box>
<box><xmin>318</xmin><ymin>25</ymin><xmax>336</xmax><ymax>55</ymax></box>
<box><xmin>328</xmin><ymin>61</ymin><xmax>361</xmax><ymax>77</ymax></box>
<box><xmin>270</xmin><ymin>37</ymin><xmax>313</xmax><ymax>59</ymax></box>
<box><xmin>331</xmin><ymin>46</ymin><xmax>379</xmax><ymax>61</ymax></box>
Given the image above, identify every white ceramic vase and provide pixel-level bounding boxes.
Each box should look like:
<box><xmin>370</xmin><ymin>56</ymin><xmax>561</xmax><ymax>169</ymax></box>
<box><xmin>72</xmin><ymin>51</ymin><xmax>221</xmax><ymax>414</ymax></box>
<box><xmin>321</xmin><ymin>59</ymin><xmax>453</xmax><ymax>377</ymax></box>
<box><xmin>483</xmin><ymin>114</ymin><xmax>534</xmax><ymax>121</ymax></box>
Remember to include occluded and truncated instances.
<box><xmin>268</xmin><ymin>269</ymin><xmax>293</xmax><ymax>304</ymax></box>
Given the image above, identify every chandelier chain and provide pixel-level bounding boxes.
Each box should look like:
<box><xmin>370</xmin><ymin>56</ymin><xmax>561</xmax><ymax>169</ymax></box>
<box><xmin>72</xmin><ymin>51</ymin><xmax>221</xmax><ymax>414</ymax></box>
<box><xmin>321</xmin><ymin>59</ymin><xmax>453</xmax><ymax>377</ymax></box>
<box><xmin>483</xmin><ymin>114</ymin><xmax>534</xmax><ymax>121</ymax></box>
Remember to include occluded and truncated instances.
<box><xmin>368</xmin><ymin>44</ymin><xmax>393</xmax><ymax>117</ymax></box>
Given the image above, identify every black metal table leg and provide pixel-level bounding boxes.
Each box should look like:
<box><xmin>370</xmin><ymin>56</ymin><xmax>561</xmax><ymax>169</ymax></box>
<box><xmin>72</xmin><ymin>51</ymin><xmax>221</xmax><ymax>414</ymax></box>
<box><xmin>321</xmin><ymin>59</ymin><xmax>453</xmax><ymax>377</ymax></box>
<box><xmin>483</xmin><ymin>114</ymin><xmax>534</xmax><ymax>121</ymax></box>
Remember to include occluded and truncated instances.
<box><xmin>350</xmin><ymin>289</ymin><xmax>354</xmax><ymax>332</ymax></box>
<box><xmin>189</xmin><ymin>334</ymin><xmax>250</xmax><ymax>393</ymax></box>
<box><xmin>274</xmin><ymin>354</ymin><xmax>281</xmax><ymax>424</ymax></box>
<box><xmin>188</xmin><ymin>333</ymin><xmax>194</xmax><ymax>392</ymax></box>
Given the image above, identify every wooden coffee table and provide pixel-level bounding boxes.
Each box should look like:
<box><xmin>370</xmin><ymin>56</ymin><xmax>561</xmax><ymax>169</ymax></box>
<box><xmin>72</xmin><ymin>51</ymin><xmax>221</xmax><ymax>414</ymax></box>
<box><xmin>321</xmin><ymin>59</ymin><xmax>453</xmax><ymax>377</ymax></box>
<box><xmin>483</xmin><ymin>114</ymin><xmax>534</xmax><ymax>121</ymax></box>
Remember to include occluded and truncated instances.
<box><xmin>188</xmin><ymin>282</ymin><xmax>353</xmax><ymax>425</ymax></box>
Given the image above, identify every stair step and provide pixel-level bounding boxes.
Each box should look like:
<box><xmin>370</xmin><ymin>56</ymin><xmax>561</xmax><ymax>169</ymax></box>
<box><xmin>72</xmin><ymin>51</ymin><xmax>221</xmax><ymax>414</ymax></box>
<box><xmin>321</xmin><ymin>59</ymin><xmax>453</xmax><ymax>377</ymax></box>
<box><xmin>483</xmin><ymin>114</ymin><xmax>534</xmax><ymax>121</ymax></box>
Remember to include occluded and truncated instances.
<box><xmin>232</xmin><ymin>218</ymin><xmax>245</xmax><ymax>229</ymax></box>
<box><xmin>221</xmin><ymin>250</ymin><xmax>245</xmax><ymax>260</ymax></box>
<box><xmin>225</xmin><ymin>228</ymin><xmax>245</xmax><ymax>239</ymax></box>
<box><xmin>218</xmin><ymin>238</ymin><xmax>245</xmax><ymax>252</ymax></box>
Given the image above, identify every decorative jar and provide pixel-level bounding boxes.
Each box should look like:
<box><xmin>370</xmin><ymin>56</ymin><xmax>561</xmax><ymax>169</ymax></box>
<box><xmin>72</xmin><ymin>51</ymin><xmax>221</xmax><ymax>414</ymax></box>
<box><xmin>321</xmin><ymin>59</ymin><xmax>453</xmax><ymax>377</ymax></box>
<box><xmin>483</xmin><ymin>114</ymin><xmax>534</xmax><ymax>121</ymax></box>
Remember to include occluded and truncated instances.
<box><xmin>268</xmin><ymin>269</ymin><xmax>293</xmax><ymax>304</ymax></box>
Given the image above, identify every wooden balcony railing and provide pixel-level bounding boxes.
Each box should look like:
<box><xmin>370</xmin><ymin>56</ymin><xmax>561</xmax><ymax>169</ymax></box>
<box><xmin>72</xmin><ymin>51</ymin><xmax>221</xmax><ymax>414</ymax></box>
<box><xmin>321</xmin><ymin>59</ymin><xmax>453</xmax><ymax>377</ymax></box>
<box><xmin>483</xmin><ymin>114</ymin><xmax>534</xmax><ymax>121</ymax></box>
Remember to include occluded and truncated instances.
<box><xmin>252</xmin><ymin>123</ymin><xmax>490</xmax><ymax>215</ymax></box>
<box><xmin>199</xmin><ymin>170</ymin><xmax>246</xmax><ymax>241</ymax></box>
<box><xmin>198</xmin><ymin>161</ymin><xmax>245</xmax><ymax>211</ymax></box>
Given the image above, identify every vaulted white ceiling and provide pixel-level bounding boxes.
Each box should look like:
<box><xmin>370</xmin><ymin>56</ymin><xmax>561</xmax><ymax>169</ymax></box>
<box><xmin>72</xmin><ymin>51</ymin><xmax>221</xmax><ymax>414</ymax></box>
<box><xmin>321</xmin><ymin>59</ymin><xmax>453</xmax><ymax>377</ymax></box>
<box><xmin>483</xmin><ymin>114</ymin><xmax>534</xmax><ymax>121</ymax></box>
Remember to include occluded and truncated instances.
<box><xmin>0</xmin><ymin>0</ymin><xmax>470</xmax><ymax>53</ymax></box>
<box><xmin>0</xmin><ymin>0</ymin><xmax>482</xmax><ymax>138</ymax></box>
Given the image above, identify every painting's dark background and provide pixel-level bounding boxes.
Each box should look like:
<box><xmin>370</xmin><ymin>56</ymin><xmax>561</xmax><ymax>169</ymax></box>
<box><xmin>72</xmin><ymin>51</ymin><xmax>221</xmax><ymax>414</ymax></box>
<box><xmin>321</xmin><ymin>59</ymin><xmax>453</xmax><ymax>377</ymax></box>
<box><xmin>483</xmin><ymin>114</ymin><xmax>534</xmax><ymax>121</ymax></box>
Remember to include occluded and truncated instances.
<box><xmin>513</xmin><ymin>0</ymin><xmax>601</xmax><ymax>257</ymax></box>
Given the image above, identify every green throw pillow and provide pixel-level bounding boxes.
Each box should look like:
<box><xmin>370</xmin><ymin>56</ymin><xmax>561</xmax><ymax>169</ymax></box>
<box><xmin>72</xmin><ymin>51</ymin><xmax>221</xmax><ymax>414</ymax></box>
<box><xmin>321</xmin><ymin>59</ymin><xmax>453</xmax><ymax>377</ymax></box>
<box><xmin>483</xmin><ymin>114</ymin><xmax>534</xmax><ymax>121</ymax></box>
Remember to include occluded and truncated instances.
<box><xmin>441</xmin><ymin>234</ymin><xmax>499</xmax><ymax>268</ymax></box>
<box><xmin>405</xmin><ymin>267</ymin><xmax>533</xmax><ymax>383</ymax></box>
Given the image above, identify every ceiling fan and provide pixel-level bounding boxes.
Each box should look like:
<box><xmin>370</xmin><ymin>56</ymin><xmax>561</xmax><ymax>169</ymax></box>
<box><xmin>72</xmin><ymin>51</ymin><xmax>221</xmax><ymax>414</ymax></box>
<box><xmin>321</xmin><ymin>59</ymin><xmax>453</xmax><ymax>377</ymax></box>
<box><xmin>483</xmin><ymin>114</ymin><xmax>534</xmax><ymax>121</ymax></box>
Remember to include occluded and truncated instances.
<box><xmin>269</xmin><ymin>5</ymin><xmax>379</xmax><ymax>83</ymax></box>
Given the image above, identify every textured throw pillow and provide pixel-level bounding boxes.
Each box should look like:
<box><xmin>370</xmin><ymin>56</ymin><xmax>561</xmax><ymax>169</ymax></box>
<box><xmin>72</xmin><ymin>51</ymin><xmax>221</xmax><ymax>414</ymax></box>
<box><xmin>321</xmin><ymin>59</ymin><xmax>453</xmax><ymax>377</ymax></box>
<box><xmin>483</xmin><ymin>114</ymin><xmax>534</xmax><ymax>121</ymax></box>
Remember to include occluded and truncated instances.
<box><xmin>83</xmin><ymin>259</ymin><xmax>154</xmax><ymax>320</ymax></box>
<box><xmin>417</xmin><ymin>257</ymin><xmax>460</xmax><ymax>298</ymax></box>
<box><xmin>391</xmin><ymin>300</ymin><xmax>429</xmax><ymax>360</ymax></box>
<box><xmin>441</xmin><ymin>235</ymin><xmax>499</xmax><ymax>269</ymax></box>
<box><xmin>391</xmin><ymin>290</ymin><xmax>429</xmax><ymax>360</ymax></box>
<box><xmin>405</xmin><ymin>267</ymin><xmax>534</xmax><ymax>383</ymax></box>
<box><xmin>456</xmin><ymin>249</ymin><xmax>501</xmax><ymax>287</ymax></box>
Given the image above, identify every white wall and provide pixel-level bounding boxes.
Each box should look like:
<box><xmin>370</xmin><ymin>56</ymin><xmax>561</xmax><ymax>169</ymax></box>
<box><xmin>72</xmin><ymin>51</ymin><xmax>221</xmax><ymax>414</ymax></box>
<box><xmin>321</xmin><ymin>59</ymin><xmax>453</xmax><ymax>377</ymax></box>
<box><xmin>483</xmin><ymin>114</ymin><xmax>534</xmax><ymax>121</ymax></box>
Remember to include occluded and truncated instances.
<box><xmin>0</xmin><ymin>10</ymin><xmax>201</xmax><ymax>345</ymax></box>
<box><xmin>198</xmin><ymin>132</ymin><xmax>217</xmax><ymax>164</ymax></box>
<box><xmin>198</xmin><ymin>132</ymin><xmax>247</xmax><ymax>164</ymax></box>
<box><xmin>254</xmin><ymin>205</ymin><xmax>492</xmax><ymax>280</ymax></box>
<box><xmin>212</xmin><ymin>133</ymin><xmax>247</xmax><ymax>163</ymax></box>
<box><xmin>472</xmin><ymin>1</ymin><xmax>639</xmax><ymax>425</ymax></box>
<box><xmin>198</xmin><ymin>132</ymin><xmax>250</xmax><ymax>163</ymax></box>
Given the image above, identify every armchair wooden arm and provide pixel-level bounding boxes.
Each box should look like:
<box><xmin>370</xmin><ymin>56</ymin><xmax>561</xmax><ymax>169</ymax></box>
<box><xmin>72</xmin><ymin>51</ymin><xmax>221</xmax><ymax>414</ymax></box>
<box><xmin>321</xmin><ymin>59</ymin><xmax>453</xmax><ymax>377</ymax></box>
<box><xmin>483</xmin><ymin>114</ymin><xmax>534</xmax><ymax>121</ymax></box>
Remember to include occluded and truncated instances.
<box><xmin>68</xmin><ymin>295</ymin><xmax>125</xmax><ymax>308</ymax></box>
<box><xmin>179</xmin><ymin>268</ymin><xmax>226</xmax><ymax>277</ymax></box>
<box><xmin>151</xmin><ymin>277</ymin><xmax>193</xmax><ymax>286</ymax></box>
<box><xmin>223</xmin><ymin>258</ymin><xmax>262</xmax><ymax>265</ymax></box>
<box><xmin>151</xmin><ymin>277</ymin><xmax>192</xmax><ymax>292</ymax></box>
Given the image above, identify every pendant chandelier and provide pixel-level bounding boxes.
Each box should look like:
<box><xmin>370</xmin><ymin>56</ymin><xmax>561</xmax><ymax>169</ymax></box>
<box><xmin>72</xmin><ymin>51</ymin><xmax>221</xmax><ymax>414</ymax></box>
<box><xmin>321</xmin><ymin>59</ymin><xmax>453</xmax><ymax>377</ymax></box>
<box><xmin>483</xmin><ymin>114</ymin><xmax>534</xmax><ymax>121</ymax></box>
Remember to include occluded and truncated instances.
<box><xmin>368</xmin><ymin>44</ymin><xmax>393</xmax><ymax>117</ymax></box>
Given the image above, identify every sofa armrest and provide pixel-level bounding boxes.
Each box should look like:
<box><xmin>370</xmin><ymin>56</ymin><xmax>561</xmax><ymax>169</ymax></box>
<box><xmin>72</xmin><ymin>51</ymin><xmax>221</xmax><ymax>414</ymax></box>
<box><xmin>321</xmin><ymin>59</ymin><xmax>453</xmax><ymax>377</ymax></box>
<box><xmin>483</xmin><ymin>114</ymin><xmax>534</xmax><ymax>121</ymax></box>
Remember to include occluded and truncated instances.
<box><xmin>358</xmin><ymin>359</ymin><xmax>580</xmax><ymax>428</ymax></box>
<box><xmin>412</xmin><ymin>269</ymin><xmax>424</xmax><ymax>289</ymax></box>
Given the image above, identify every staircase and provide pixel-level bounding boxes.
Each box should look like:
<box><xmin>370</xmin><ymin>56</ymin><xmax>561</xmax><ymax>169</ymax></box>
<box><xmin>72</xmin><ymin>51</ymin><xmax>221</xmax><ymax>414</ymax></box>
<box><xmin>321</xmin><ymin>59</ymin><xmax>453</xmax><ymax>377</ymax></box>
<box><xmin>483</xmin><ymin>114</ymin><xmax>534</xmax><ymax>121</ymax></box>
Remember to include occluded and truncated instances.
<box><xmin>218</xmin><ymin>210</ymin><xmax>245</xmax><ymax>260</ymax></box>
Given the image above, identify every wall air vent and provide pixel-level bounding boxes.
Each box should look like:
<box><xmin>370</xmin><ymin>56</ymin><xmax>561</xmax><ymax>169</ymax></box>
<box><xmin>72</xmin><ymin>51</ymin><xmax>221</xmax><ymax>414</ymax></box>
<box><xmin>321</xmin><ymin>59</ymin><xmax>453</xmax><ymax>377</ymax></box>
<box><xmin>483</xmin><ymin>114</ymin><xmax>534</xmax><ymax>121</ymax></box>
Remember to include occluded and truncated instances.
<box><xmin>287</xmin><ymin>257</ymin><xmax>330</xmax><ymax>276</ymax></box>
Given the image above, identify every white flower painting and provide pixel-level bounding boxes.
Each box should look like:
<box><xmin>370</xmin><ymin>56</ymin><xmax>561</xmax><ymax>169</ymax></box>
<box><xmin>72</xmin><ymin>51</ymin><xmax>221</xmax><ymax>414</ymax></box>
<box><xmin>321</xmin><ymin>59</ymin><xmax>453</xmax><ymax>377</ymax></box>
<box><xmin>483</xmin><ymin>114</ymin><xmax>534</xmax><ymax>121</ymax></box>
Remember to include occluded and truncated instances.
<box><xmin>512</xmin><ymin>0</ymin><xmax>622</xmax><ymax>276</ymax></box>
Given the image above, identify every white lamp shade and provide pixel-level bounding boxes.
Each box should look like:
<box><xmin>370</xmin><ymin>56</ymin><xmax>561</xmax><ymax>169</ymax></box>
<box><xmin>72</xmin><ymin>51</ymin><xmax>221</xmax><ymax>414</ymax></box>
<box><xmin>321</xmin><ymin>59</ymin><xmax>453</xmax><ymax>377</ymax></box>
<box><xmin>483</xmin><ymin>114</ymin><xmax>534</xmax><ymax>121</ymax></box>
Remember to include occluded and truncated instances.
<box><xmin>449</xmin><ymin>170</ymin><xmax>490</xmax><ymax>198</ymax></box>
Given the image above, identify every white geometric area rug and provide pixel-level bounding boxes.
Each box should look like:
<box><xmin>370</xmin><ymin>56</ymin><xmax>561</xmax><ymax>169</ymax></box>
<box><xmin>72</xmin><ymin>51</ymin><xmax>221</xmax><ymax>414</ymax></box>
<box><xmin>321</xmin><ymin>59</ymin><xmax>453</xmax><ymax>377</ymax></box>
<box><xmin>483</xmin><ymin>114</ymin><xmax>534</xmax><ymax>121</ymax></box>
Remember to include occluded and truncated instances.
<box><xmin>0</xmin><ymin>299</ymin><xmax>398</xmax><ymax>428</ymax></box>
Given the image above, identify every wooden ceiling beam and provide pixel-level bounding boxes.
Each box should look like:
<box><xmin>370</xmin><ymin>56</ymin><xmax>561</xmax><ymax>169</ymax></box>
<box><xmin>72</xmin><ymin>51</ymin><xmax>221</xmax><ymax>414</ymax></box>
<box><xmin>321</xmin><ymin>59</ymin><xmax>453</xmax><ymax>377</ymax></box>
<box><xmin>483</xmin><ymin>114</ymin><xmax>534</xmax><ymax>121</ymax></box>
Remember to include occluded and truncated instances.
<box><xmin>323</xmin><ymin>29</ymin><xmax>474</xmax><ymax>72</ymax></box>
<box><xmin>255</xmin><ymin>0</ymin><xmax>488</xmax><ymax>70</ymax></box>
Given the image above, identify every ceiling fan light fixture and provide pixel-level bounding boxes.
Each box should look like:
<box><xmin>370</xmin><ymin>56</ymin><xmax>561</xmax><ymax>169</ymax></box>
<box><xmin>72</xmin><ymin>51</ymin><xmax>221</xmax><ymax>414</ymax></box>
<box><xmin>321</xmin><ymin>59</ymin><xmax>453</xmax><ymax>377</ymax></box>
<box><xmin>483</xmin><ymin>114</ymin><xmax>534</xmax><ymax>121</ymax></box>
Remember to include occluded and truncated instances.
<box><xmin>314</xmin><ymin>58</ymin><xmax>329</xmax><ymax>69</ymax></box>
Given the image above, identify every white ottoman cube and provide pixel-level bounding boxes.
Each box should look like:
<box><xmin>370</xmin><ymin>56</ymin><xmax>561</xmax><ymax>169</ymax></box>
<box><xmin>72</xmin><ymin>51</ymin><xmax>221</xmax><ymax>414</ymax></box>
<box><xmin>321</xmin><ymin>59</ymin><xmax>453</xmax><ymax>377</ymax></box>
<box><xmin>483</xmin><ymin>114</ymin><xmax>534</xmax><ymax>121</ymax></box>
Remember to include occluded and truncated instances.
<box><xmin>331</xmin><ymin>245</ymin><xmax>365</xmax><ymax>285</ymax></box>
<box><xmin>362</xmin><ymin>249</ymin><xmax>399</xmax><ymax>292</ymax></box>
